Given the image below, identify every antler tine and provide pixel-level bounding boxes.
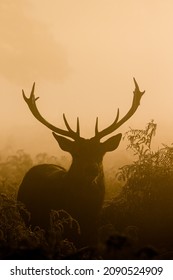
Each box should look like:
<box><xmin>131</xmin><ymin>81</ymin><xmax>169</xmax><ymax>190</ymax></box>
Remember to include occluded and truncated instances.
<box><xmin>94</xmin><ymin>78</ymin><xmax>145</xmax><ymax>140</ymax></box>
<box><xmin>22</xmin><ymin>82</ymin><xmax>38</xmax><ymax>102</ymax></box>
<box><xmin>95</xmin><ymin>109</ymin><xmax>119</xmax><ymax>137</ymax></box>
<box><xmin>133</xmin><ymin>77</ymin><xmax>145</xmax><ymax>104</ymax></box>
<box><xmin>63</xmin><ymin>114</ymin><xmax>80</xmax><ymax>136</ymax></box>
<box><xmin>76</xmin><ymin>117</ymin><xmax>80</xmax><ymax>136</ymax></box>
<box><xmin>63</xmin><ymin>114</ymin><xmax>73</xmax><ymax>131</ymax></box>
<box><xmin>95</xmin><ymin>117</ymin><xmax>99</xmax><ymax>135</ymax></box>
<box><xmin>133</xmin><ymin>77</ymin><xmax>139</xmax><ymax>91</ymax></box>
<box><xmin>23</xmin><ymin>83</ymin><xmax>80</xmax><ymax>140</ymax></box>
<box><xmin>111</xmin><ymin>108</ymin><xmax>120</xmax><ymax>126</ymax></box>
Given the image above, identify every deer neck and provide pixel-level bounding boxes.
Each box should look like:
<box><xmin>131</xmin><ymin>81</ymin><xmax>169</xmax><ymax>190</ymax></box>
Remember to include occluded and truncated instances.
<box><xmin>67</xmin><ymin>159</ymin><xmax>105</xmax><ymax>187</ymax></box>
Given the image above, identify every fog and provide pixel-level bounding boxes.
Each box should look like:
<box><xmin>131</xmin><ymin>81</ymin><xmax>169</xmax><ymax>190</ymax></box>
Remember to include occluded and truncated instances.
<box><xmin>1</xmin><ymin>0</ymin><xmax>173</xmax><ymax>169</ymax></box>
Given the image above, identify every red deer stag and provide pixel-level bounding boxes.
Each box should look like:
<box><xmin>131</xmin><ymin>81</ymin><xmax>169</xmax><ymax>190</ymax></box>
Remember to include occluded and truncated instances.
<box><xmin>17</xmin><ymin>78</ymin><xmax>145</xmax><ymax>247</ymax></box>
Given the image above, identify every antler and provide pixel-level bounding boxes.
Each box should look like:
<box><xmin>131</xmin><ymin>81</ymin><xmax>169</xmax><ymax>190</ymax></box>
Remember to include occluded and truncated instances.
<box><xmin>22</xmin><ymin>83</ymin><xmax>81</xmax><ymax>140</ymax></box>
<box><xmin>94</xmin><ymin>78</ymin><xmax>145</xmax><ymax>140</ymax></box>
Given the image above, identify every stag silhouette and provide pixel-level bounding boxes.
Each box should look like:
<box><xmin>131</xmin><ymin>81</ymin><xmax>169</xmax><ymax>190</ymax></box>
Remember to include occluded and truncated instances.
<box><xmin>17</xmin><ymin>78</ymin><xmax>145</xmax><ymax>247</ymax></box>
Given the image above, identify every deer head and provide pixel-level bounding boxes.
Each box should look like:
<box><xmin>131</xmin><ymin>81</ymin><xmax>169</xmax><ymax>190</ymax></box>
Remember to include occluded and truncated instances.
<box><xmin>22</xmin><ymin>78</ymin><xmax>145</xmax><ymax>182</ymax></box>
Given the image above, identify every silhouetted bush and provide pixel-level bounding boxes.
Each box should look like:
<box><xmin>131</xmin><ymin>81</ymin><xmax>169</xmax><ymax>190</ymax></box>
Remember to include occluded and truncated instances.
<box><xmin>103</xmin><ymin>121</ymin><xmax>173</xmax><ymax>254</ymax></box>
<box><xmin>0</xmin><ymin>193</ymin><xmax>78</xmax><ymax>259</ymax></box>
<box><xmin>1</xmin><ymin>121</ymin><xmax>173</xmax><ymax>259</ymax></box>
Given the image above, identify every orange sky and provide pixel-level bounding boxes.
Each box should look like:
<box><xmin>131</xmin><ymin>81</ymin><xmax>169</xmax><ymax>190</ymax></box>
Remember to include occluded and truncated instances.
<box><xmin>1</xmin><ymin>0</ymin><xmax>173</xmax><ymax>167</ymax></box>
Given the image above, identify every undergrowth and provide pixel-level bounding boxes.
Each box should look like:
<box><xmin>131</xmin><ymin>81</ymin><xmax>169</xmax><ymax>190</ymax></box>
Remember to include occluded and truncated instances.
<box><xmin>1</xmin><ymin>121</ymin><xmax>173</xmax><ymax>259</ymax></box>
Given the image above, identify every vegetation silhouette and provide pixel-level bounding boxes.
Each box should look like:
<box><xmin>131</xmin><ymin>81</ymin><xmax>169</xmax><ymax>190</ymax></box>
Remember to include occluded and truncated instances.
<box><xmin>103</xmin><ymin>120</ymin><xmax>173</xmax><ymax>256</ymax></box>
<box><xmin>17</xmin><ymin>78</ymin><xmax>144</xmax><ymax>247</ymax></box>
<box><xmin>1</xmin><ymin>120</ymin><xmax>173</xmax><ymax>259</ymax></box>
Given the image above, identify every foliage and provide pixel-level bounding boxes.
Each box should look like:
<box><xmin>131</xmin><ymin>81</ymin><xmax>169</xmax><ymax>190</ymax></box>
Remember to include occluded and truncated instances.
<box><xmin>1</xmin><ymin>122</ymin><xmax>173</xmax><ymax>258</ymax></box>
<box><xmin>118</xmin><ymin>120</ymin><xmax>173</xmax><ymax>204</ymax></box>
<box><xmin>104</xmin><ymin>120</ymin><xmax>173</xmax><ymax>251</ymax></box>
<box><xmin>0</xmin><ymin>150</ymin><xmax>33</xmax><ymax>196</ymax></box>
<box><xmin>0</xmin><ymin>193</ymin><xmax>78</xmax><ymax>259</ymax></box>
<box><xmin>123</xmin><ymin>119</ymin><xmax>157</xmax><ymax>158</ymax></box>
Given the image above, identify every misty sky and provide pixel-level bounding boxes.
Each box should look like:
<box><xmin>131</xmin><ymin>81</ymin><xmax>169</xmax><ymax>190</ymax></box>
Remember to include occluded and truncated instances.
<box><xmin>1</xmin><ymin>0</ymin><xmax>173</xmax><ymax>167</ymax></box>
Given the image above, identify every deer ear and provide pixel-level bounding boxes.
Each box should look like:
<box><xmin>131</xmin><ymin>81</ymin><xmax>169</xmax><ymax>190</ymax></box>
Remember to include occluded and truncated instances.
<box><xmin>101</xmin><ymin>133</ymin><xmax>122</xmax><ymax>153</ymax></box>
<box><xmin>52</xmin><ymin>132</ymin><xmax>74</xmax><ymax>152</ymax></box>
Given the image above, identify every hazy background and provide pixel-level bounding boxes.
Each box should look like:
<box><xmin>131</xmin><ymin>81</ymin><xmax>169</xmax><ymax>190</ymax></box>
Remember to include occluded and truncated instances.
<box><xmin>1</xmin><ymin>0</ymin><xmax>173</xmax><ymax>169</ymax></box>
